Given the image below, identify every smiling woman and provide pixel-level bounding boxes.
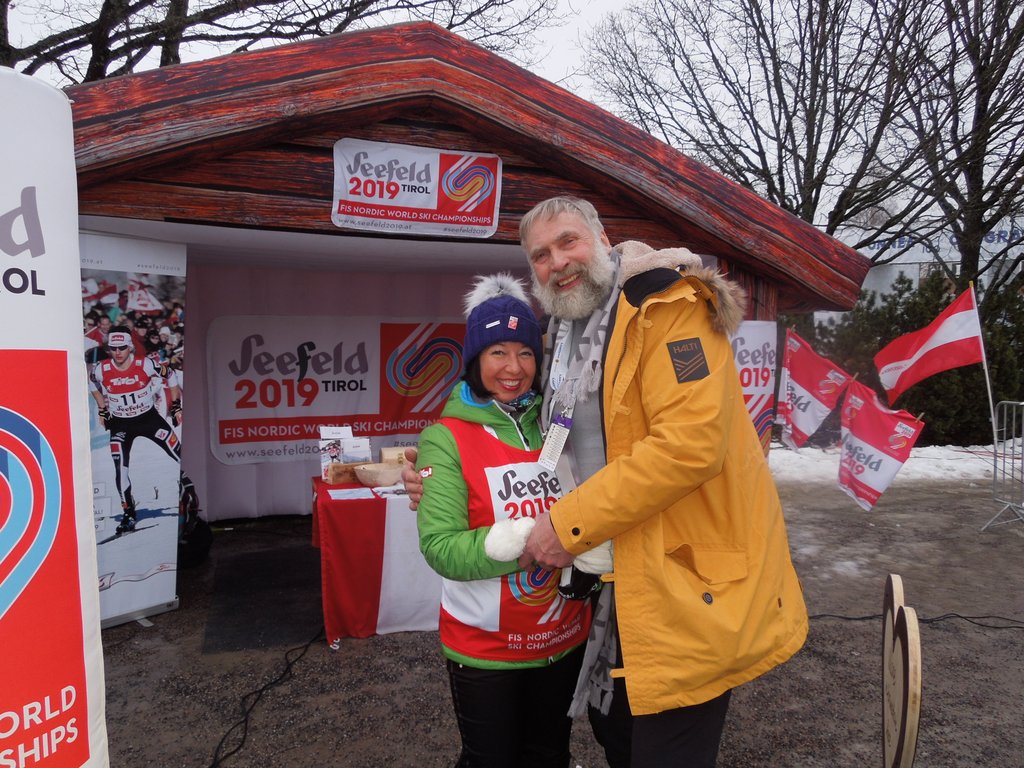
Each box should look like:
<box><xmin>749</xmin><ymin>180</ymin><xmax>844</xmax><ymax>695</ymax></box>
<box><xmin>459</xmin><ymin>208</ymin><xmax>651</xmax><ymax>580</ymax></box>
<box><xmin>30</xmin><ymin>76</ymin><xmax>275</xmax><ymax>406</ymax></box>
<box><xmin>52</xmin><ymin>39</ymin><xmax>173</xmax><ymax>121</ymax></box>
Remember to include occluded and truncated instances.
<box><xmin>412</xmin><ymin>272</ymin><xmax>590</xmax><ymax>768</ymax></box>
<box><xmin>460</xmin><ymin>274</ymin><xmax>545</xmax><ymax>401</ymax></box>
<box><xmin>477</xmin><ymin>342</ymin><xmax>538</xmax><ymax>403</ymax></box>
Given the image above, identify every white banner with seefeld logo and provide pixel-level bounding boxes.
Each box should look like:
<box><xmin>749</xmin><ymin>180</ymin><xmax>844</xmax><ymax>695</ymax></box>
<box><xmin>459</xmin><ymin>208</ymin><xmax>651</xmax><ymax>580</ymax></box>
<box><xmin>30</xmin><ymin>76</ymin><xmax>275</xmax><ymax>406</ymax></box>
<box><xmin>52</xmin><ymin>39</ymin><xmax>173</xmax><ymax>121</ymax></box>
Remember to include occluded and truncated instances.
<box><xmin>1</xmin><ymin>69</ymin><xmax>109</xmax><ymax>767</ymax></box>
<box><xmin>332</xmin><ymin>138</ymin><xmax>502</xmax><ymax>238</ymax></box>
<box><xmin>729</xmin><ymin>320</ymin><xmax>778</xmax><ymax>452</ymax></box>
<box><xmin>206</xmin><ymin>315</ymin><xmax>464</xmax><ymax>465</ymax></box>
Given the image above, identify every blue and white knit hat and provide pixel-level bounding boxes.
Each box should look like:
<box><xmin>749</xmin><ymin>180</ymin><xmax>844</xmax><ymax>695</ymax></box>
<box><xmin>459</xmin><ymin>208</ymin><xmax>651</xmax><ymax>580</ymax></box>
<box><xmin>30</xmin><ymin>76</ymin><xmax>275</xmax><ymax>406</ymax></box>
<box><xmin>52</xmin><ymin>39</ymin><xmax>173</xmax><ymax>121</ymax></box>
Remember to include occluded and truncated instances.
<box><xmin>461</xmin><ymin>273</ymin><xmax>543</xmax><ymax>375</ymax></box>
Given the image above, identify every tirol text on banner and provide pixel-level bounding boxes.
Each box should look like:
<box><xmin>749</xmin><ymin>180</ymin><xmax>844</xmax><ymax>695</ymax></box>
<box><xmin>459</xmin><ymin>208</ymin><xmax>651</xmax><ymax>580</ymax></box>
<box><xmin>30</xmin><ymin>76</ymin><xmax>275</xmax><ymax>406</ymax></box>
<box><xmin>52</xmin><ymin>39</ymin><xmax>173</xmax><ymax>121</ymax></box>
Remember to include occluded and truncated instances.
<box><xmin>729</xmin><ymin>321</ymin><xmax>777</xmax><ymax>453</ymax></box>
<box><xmin>838</xmin><ymin>381</ymin><xmax>924</xmax><ymax>511</ymax></box>
<box><xmin>332</xmin><ymin>138</ymin><xmax>503</xmax><ymax>238</ymax></box>
<box><xmin>207</xmin><ymin>316</ymin><xmax>463</xmax><ymax>464</ymax></box>
<box><xmin>1</xmin><ymin>70</ymin><xmax>109</xmax><ymax>766</ymax></box>
<box><xmin>778</xmin><ymin>329</ymin><xmax>852</xmax><ymax>449</ymax></box>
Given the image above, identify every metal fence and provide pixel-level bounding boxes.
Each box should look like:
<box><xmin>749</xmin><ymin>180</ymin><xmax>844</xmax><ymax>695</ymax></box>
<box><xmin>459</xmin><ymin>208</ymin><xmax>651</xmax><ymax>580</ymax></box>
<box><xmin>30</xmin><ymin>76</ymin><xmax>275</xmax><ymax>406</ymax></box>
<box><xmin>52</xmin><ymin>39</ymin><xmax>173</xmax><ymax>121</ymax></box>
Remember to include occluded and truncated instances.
<box><xmin>985</xmin><ymin>400</ymin><xmax>1024</xmax><ymax>531</ymax></box>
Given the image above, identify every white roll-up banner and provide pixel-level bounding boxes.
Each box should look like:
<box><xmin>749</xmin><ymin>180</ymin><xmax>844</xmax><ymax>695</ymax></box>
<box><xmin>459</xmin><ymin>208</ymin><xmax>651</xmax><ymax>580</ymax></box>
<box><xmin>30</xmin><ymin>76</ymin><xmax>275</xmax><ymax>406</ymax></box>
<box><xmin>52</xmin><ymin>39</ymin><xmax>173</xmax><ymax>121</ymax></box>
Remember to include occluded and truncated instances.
<box><xmin>1</xmin><ymin>70</ymin><xmax>109</xmax><ymax>766</ymax></box>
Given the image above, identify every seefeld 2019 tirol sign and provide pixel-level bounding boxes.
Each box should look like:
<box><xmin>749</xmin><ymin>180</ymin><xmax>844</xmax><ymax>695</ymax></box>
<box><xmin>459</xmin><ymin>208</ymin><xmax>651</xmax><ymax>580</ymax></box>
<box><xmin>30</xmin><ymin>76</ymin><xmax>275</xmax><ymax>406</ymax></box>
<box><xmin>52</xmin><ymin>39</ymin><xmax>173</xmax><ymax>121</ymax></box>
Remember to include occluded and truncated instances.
<box><xmin>332</xmin><ymin>138</ymin><xmax>502</xmax><ymax>238</ymax></box>
<box><xmin>207</xmin><ymin>316</ymin><xmax>464</xmax><ymax>464</ymax></box>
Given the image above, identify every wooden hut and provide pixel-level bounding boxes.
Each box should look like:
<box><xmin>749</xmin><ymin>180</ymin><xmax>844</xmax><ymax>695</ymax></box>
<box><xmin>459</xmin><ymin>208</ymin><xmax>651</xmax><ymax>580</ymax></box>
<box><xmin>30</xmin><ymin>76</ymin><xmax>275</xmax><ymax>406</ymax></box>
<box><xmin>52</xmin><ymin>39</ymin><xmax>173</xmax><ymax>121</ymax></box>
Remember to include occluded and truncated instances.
<box><xmin>67</xmin><ymin>22</ymin><xmax>871</xmax><ymax>519</ymax></box>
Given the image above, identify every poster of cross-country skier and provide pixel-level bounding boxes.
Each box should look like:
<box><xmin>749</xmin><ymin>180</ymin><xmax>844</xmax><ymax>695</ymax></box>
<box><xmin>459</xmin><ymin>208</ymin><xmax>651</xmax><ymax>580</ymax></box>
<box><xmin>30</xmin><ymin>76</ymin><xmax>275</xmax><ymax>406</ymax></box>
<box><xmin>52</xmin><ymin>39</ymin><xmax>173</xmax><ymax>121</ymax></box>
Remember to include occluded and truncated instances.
<box><xmin>81</xmin><ymin>233</ymin><xmax>187</xmax><ymax>626</ymax></box>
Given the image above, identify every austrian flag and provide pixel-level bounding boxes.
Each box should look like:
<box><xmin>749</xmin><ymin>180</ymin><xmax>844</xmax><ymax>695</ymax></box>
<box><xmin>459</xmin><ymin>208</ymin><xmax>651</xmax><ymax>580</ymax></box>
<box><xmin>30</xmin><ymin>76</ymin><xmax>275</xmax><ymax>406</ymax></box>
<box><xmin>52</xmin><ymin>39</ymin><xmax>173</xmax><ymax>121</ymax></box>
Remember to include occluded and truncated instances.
<box><xmin>838</xmin><ymin>381</ymin><xmax>924</xmax><ymax>511</ymax></box>
<box><xmin>777</xmin><ymin>329</ymin><xmax>852</xmax><ymax>449</ymax></box>
<box><xmin>874</xmin><ymin>288</ymin><xmax>984</xmax><ymax>403</ymax></box>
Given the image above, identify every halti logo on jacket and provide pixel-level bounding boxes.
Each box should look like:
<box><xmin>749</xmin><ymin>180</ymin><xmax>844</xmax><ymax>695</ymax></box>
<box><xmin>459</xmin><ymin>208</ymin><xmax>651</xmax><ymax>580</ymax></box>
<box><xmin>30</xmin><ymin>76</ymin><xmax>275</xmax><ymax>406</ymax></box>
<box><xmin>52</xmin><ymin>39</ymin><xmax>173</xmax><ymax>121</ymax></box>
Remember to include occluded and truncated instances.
<box><xmin>667</xmin><ymin>338</ymin><xmax>710</xmax><ymax>383</ymax></box>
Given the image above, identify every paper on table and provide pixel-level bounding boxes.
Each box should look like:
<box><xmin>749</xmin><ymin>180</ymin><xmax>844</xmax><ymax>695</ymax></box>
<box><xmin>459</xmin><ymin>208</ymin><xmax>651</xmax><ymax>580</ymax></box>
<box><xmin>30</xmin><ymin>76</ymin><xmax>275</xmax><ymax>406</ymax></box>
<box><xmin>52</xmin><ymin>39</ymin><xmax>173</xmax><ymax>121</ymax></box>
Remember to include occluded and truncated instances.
<box><xmin>327</xmin><ymin>487</ymin><xmax>377</xmax><ymax>501</ymax></box>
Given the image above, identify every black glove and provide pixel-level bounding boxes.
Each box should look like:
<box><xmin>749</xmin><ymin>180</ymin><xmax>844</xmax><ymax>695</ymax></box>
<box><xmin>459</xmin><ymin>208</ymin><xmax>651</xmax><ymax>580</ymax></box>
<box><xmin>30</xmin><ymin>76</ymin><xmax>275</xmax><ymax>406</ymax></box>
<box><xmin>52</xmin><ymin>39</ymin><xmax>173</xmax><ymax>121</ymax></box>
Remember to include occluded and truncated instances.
<box><xmin>97</xmin><ymin>407</ymin><xmax>110</xmax><ymax>422</ymax></box>
<box><xmin>557</xmin><ymin>566</ymin><xmax>602</xmax><ymax>601</ymax></box>
<box><xmin>169</xmin><ymin>399</ymin><xmax>182</xmax><ymax>424</ymax></box>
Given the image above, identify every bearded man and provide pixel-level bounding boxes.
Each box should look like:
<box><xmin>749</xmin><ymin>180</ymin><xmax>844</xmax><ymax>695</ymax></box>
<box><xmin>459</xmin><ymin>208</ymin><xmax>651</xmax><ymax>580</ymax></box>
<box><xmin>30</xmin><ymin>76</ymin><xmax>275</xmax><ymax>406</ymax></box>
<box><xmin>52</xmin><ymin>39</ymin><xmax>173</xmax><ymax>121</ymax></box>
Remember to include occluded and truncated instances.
<box><xmin>410</xmin><ymin>196</ymin><xmax>808</xmax><ymax>768</ymax></box>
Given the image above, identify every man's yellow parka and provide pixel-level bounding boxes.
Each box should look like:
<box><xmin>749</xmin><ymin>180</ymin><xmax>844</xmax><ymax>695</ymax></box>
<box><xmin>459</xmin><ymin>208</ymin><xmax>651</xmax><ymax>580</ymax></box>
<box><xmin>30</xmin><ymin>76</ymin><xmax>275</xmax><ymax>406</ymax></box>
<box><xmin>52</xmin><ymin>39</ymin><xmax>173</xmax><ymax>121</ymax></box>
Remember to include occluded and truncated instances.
<box><xmin>550</xmin><ymin>245</ymin><xmax>808</xmax><ymax>716</ymax></box>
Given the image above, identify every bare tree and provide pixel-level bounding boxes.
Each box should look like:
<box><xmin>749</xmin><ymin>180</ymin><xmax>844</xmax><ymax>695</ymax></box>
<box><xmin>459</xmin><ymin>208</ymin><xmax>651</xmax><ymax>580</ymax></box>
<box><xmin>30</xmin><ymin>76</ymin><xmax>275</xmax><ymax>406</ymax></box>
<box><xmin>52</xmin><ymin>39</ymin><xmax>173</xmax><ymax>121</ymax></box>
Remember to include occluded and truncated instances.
<box><xmin>1</xmin><ymin>0</ymin><xmax>558</xmax><ymax>85</ymax></box>
<box><xmin>583</xmin><ymin>0</ymin><xmax>930</xmax><ymax>238</ymax></box>
<box><xmin>582</xmin><ymin>0</ymin><xmax>1024</xmax><ymax>302</ymax></box>
<box><xmin>897</xmin><ymin>0</ymin><xmax>1024</xmax><ymax>297</ymax></box>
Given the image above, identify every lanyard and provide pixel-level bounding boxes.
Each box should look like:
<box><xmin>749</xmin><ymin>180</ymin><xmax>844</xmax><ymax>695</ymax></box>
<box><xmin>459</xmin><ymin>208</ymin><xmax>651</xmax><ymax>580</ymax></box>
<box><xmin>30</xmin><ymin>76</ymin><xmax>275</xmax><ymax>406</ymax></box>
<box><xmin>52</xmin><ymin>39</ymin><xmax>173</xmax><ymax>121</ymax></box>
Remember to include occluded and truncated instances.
<box><xmin>539</xmin><ymin>398</ymin><xmax>575</xmax><ymax>473</ymax></box>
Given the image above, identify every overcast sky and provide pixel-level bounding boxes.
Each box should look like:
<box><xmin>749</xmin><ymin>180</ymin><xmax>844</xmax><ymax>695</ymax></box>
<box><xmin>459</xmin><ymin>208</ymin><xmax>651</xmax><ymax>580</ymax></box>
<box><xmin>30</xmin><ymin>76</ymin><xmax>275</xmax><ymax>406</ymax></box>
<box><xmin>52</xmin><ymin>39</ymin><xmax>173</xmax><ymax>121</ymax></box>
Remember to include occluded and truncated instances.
<box><xmin>529</xmin><ymin>0</ymin><xmax>621</xmax><ymax>101</ymax></box>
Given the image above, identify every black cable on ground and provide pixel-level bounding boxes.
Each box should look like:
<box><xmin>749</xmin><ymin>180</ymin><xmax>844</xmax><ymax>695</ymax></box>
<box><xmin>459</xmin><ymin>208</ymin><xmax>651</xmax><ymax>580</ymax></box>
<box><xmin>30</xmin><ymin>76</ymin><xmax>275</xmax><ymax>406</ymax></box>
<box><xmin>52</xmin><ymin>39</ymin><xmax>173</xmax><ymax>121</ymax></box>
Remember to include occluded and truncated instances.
<box><xmin>201</xmin><ymin>611</ymin><xmax>1019</xmax><ymax>765</ymax></box>
<box><xmin>208</xmin><ymin>627</ymin><xmax>325</xmax><ymax>767</ymax></box>
<box><xmin>810</xmin><ymin>612</ymin><xmax>1023</xmax><ymax>629</ymax></box>
<box><xmin>917</xmin><ymin>612</ymin><xmax>1024</xmax><ymax>629</ymax></box>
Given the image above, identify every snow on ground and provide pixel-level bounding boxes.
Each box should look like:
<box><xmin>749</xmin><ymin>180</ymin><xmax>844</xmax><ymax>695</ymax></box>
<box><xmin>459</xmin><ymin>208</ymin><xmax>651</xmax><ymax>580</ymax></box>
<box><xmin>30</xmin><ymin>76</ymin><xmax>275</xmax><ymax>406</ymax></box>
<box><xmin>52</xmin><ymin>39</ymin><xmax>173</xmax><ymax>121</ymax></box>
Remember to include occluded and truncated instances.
<box><xmin>767</xmin><ymin>443</ymin><xmax>995</xmax><ymax>483</ymax></box>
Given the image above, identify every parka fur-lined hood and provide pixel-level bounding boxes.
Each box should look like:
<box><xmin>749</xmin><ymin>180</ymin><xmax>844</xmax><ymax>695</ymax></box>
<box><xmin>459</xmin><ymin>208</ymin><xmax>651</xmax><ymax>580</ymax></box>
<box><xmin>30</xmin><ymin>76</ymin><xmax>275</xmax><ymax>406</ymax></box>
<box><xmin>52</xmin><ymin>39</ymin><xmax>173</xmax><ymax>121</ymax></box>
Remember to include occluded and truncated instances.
<box><xmin>615</xmin><ymin>240</ymin><xmax>748</xmax><ymax>336</ymax></box>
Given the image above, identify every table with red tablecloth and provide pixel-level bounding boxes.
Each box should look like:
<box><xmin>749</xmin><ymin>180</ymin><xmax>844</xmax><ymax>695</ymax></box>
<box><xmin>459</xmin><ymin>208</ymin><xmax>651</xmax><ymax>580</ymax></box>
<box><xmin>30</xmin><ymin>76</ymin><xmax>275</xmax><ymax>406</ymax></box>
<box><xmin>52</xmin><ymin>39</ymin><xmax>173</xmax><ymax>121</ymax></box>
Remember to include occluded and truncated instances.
<box><xmin>312</xmin><ymin>479</ymin><xmax>441</xmax><ymax>643</ymax></box>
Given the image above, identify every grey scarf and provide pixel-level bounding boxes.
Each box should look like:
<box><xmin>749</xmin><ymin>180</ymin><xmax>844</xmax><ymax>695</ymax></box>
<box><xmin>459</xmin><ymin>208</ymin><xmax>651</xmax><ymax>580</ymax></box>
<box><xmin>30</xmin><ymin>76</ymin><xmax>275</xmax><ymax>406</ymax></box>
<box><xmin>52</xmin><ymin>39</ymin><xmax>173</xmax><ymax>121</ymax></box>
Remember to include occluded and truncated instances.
<box><xmin>537</xmin><ymin>250</ymin><xmax>623</xmax><ymax>718</ymax></box>
<box><xmin>568</xmin><ymin>585</ymin><xmax>618</xmax><ymax>717</ymax></box>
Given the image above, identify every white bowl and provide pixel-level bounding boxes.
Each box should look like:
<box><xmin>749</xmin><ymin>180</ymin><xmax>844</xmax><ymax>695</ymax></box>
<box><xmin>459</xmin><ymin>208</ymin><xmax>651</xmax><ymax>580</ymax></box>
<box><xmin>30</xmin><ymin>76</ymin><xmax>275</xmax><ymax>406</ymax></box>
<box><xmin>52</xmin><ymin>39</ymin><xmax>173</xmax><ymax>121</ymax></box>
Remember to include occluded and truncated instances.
<box><xmin>355</xmin><ymin>462</ymin><xmax>403</xmax><ymax>488</ymax></box>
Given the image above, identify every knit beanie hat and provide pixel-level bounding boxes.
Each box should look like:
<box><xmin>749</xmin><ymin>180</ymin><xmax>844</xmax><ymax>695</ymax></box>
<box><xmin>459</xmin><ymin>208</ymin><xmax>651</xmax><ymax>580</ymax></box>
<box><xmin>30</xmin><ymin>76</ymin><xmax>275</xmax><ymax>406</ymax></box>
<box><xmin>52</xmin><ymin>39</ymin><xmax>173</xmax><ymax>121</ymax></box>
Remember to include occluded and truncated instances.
<box><xmin>461</xmin><ymin>273</ymin><xmax>543</xmax><ymax>375</ymax></box>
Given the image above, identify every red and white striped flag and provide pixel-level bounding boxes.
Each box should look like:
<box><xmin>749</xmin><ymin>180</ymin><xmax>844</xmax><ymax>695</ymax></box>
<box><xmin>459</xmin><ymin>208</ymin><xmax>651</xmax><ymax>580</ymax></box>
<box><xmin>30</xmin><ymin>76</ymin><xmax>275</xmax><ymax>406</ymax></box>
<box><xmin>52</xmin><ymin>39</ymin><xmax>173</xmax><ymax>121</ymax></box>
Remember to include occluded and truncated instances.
<box><xmin>777</xmin><ymin>329</ymin><xmax>852</xmax><ymax>449</ymax></box>
<box><xmin>82</xmin><ymin>276</ymin><xmax>118</xmax><ymax>304</ymax></box>
<box><xmin>838</xmin><ymin>381</ymin><xmax>924</xmax><ymax>510</ymax></box>
<box><xmin>317</xmin><ymin>490</ymin><xmax>441</xmax><ymax>641</ymax></box>
<box><xmin>874</xmin><ymin>288</ymin><xmax>984</xmax><ymax>403</ymax></box>
<box><xmin>127</xmin><ymin>276</ymin><xmax>163</xmax><ymax>313</ymax></box>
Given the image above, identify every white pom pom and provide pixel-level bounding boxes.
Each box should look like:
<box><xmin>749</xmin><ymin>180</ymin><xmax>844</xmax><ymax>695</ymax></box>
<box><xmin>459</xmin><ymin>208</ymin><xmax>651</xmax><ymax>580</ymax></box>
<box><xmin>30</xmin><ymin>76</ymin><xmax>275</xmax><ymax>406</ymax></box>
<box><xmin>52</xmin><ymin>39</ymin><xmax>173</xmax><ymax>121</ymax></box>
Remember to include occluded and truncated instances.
<box><xmin>463</xmin><ymin>273</ymin><xmax>530</xmax><ymax>318</ymax></box>
<box><xmin>484</xmin><ymin>516</ymin><xmax>537</xmax><ymax>561</ymax></box>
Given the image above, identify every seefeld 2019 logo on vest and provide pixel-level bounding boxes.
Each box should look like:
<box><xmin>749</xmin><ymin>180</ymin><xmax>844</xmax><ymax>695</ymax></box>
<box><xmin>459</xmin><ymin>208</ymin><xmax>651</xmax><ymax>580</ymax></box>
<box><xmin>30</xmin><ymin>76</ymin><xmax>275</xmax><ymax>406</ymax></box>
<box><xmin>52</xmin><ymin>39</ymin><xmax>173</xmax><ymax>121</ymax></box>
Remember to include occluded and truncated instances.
<box><xmin>484</xmin><ymin>462</ymin><xmax>564</xmax><ymax>612</ymax></box>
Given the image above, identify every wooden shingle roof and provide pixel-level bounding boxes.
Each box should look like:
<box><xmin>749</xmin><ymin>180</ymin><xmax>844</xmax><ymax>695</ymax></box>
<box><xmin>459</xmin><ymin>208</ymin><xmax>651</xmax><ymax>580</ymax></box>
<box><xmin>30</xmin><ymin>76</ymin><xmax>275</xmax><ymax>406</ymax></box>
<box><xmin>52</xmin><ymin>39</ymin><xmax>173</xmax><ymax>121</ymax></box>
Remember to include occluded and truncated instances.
<box><xmin>68</xmin><ymin>21</ymin><xmax>870</xmax><ymax>312</ymax></box>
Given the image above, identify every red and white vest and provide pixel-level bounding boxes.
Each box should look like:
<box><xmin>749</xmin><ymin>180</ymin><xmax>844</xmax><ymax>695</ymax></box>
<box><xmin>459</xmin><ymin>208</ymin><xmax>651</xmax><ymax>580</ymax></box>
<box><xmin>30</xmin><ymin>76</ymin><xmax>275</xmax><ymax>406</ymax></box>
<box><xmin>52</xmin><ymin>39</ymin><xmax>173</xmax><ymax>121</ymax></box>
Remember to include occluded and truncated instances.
<box><xmin>91</xmin><ymin>356</ymin><xmax>163</xmax><ymax>418</ymax></box>
<box><xmin>438</xmin><ymin>418</ymin><xmax>590</xmax><ymax>662</ymax></box>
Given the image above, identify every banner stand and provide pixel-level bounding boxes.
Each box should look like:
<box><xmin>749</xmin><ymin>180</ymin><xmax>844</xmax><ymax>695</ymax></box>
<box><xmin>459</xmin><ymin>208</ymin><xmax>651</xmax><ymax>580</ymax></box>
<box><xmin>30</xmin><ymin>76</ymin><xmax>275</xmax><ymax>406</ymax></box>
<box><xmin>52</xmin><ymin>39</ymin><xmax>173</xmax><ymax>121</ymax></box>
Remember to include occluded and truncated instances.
<box><xmin>1</xmin><ymin>70</ymin><xmax>110</xmax><ymax>767</ymax></box>
<box><xmin>81</xmin><ymin>233</ymin><xmax>188</xmax><ymax>627</ymax></box>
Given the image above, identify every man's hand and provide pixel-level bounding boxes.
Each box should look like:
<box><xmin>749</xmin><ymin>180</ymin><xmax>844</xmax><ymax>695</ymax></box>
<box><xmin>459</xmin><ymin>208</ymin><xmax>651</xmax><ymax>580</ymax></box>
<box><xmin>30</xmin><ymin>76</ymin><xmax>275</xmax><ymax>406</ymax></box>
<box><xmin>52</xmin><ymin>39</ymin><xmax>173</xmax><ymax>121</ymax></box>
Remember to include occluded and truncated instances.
<box><xmin>97</xmin><ymin>407</ymin><xmax>110</xmax><ymax>428</ymax></box>
<box><xmin>518</xmin><ymin>513</ymin><xmax>573</xmax><ymax>570</ymax></box>
<box><xmin>402</xmin><ymin>447</ymin><xmax>423</xmax><ymax>510</ymax></box>
<box><xmin>169</xmin><ymin>399</ymin><xmax>183</xmax><ymax>425</ymax></box>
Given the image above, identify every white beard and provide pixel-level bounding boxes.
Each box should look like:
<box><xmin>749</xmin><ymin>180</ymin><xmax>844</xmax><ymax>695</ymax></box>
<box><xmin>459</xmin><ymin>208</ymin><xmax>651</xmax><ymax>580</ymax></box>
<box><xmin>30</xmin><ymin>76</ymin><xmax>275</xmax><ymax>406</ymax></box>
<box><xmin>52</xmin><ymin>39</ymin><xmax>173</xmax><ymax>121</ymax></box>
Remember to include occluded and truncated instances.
<box><xmin>531</xmin><ymin>243</ymin><xmax>615</xmax><ymax>320</ymax></box>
